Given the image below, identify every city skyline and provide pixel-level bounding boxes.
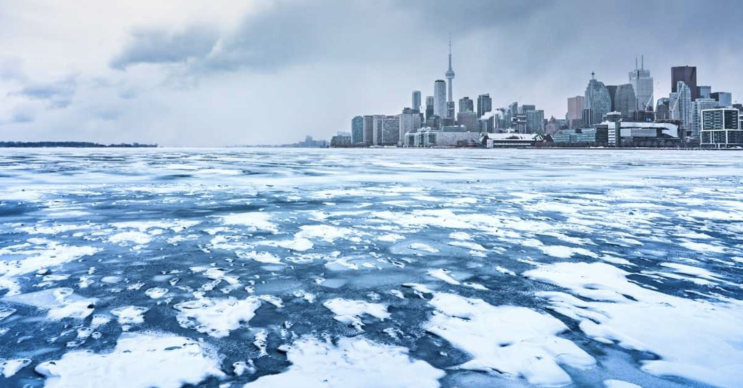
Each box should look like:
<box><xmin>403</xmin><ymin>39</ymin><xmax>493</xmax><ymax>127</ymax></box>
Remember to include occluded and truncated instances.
<box><xmin>0</xmin><ymin>0</ymin><xmax>742</xmax><ymax>146</ymax></box>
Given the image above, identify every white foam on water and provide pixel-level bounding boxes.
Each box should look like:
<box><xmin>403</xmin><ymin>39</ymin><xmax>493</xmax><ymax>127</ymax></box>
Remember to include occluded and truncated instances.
<box><xmin>4</xmin><ymin>288</ymin><xmax>96</xmax><ymax>320</ymax></box>
<box><xmin>219</xmin><ymin>212</ymin><xmax>278</xmax><ymax>233</ymax></box>
<box><xmin>525</xmin><ymin>262</ymin><xmax>743</xmax><ymax>388</ymax></box>
<box><xmin>36</xmin><ymin>332</ymin><xmax>224</xmax><ymax>388</ymax></box>
<box><xmin>243</xmin><ymin>336</ymin><xmax>444</xmax><ymax>388</ymax></box>
<box><xmin>237</xmin><ymin>251</ymin><xmax>283</xmax><ymax>264</ymax></box>
<box><xmin>425</xmin><ymin>292</ymin><xmax>595</xmax><ymax>386</ymax></box>
<box><xmin>174</xmin><ymin>296</ymin><xmax>261</xmax><ymax>338</ymax></box>
<box><xmin>108</xmin><ymin>231</ymin><xmax>151</xmax><ymax>245</ymax></box>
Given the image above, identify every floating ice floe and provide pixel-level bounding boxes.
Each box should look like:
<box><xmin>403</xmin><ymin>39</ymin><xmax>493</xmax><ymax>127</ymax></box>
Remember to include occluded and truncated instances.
<box><xmin>323</xmin><ymin>298</ymin><xmax>390</xmax><ymax>330</ymax></box>
<box><xmin>111</xmin><ymin>306</ymin><xmax>148</xmax><ymax>326</ymax></box>
<box><xmin>36</xmin><ymin>332</ymin><xmax>224</xmax><ymax>388</ymax></box>
<box><xmin>424</xmin><ymin>292</ymin><xmax>595</xmax><ymax>386</ymax></box>
<box><xmin>4</xmin><ymin>288</ymin><xmax>96</xmax><ymax>320</ymax></box>
<box><xmin>145</xmin><ymin>287</ymin><xmax>169</xmax><ymax>299</ymax></box>
<box><xmin>0</xmin><ymin>358</ymin><xmax>32</xmax><ymax>378</ymax></box>
<box><xmin>237</xmin><ymin>251</ymin><xmax>283</xmax><ymax>264</ymax></box>
<box><xmin>427</xmin><ymin>269</ymin><xmax>460</xmax><ymax>285</ymax></box>
<box><xmin>218</xmin><ymin>212</ymin><xmax>278</xmax><ymax>233</ymax></box>
<box><xmin>0</xmin><ymin>240</ymin><xmax>101</xmax><ymax>295</ymax></box>
<box><xmin>174</xmin><ymin>296</ymin><xmax>261</xmax><ymax>338</ymax></box>
<box><xmin>243</xmin><ymin>336</ymin><xmax>444</xmax><ymax>388</ymax></box>
<box><xmin>604</xmin><ymin>380</ymin><xmax>642</xmax><ymax>388</ymax></box>
<box><xmin>525</xmin><ymin>261</ymin><xmax>743</xmax><ymax>388</ymax></box>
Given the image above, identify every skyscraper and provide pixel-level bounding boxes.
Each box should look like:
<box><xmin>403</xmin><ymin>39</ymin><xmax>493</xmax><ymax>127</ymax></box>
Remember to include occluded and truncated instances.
<box><xmin>584</xmin><ymin>73</ymin><xmax>612</xmax><ymax>126</ymax></box>
<box><xmin>606</xmin><ymin>85</ymin><xmax>618</xmax><ymax>112</ymax></box>
<box><xmin>711</xmin><ymin>92</ymin><xmax>733</xmax><ymax>107</ymax></box>
<box><xmin>629</xmin><ymin>56</ymin><xmax>653</xmax><ymax>111</ymax></box>
<box><xmin>412</xmin><ymin>91</ymin><xmax>421</xmax><ymax>112</ymax></box>
<box><xmin>434</xmin><ymin>80</ymin><xmax>447</xmax><ymax>118</ymax></box>
<box><xmin>614</xmin><ymin>84</ymin><xmax>637</xmax><ymax>119</ymax></box>
<box><xmin>698</xmin><ymin>86</ymin><xmax>712</xmax><ymax>99</ymax></box>
<box><xmin>399</xmin><ymin>108</ymin><xmax>422</xmax><ymax>146</ymax></box>
<box><xmin>425</xmin><ymin>96</ymin><xmax>434</xmax><ymax>120</ymax></box>
<box><xmin>672</xmin><ymin>66</ymin><xmax>698</xmax><ymax>101</ymax></box>
<box><xmin>477</xmin><ymin>94</ymin><xmax>492</xmax><ymax>118</ymax></box>
<box><xmin>670</xmin><ymin>81</ymin><xmax>693</xmax><ymax>135</ymax></box>
<box><xmin>525</xmin><ymin>110</ymin><xmax>545</xmax><ymax>134</ymax></box>
<box><xmin>445</xmin><ymin>36</ymin><xmax>455</xmax><ymax>115</ymax></box>
<box><xmin>567</xmin><ymin>96</ymin><xmax>584</xmax><ymax>128</ymax></box>
<box><xmin>351</xmin><ymin>116</ymin><xmax>363</xmax><ymax>145</ymax></box>
<box><xmin>692</xmin><ymin>98</ymin><xmax>719</xmax><ymax>140</ymax></box>
<box><xmin>458</xmin><ymin>97</ymin><xmax>474</xmax><ymax>113</ymax></box>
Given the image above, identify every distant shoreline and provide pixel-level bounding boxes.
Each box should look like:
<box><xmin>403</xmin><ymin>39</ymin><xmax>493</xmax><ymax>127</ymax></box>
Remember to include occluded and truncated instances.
<box><xmin>0</xmin><ymin>141</ymin><xmax>158</xmax><ymax>148</ymax></box>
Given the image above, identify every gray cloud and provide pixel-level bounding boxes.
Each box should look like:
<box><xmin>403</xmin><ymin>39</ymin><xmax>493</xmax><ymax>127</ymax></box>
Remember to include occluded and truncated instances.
<box><xmin>110</xmin><ymin>26</ymin><xmax>219</xmax><ymax>70</ymax></box>
<box><xmin>10</xmin><ymin>76</ymin><xmax>77</xmax><ymax>108</ymax></box>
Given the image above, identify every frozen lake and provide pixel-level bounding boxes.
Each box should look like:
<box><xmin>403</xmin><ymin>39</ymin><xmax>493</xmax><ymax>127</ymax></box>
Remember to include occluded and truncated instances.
<box><xmin>1</xmin><ymin>148</ymin><xmax>742</xmax><ymax>388</ymax></box>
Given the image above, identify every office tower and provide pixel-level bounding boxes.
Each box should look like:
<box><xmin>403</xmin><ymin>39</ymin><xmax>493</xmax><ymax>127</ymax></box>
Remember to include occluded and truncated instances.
<box><xmin>567</xmin><ymin>96</ymin><xmax>584</xmax><ymax>128</ymax></box>
<box><xmin>362</xmin><ymin>115</ymin><xmax>378</xmax><ymax>146</ymax></box>
<box><xmin>584</xmin><ymin>73</ymin><xmax>612</xmax><ymax>126</ymax></box>
<box><xmin>655</xmin><ymin>98</ymin><xmax>670</xmax><ymax>120</ymax></box>
<box><xmin>614</xmin><ymin>84</ymin><xmax>637</xmax><ymax>119</ymax></box>
<box><xmin>434</xmin><ymin>80</ymin><xmax>447</xmax><ymax>118</ymax></box>
<box><xmin>399</xmin><ymin>108</ymin><xmax>422</xmax><ymax>146</ymax></box>
<box><xmin>373</xmin><ymin>115</ymin><xmax>400</xmax><ymax>146</ymax></box>
<box><xmin>445</xmin><ymin>36</ymin><xmax>455</xmax><ymax>112</ymax></box>
<box><xmin>692</xmin><ymin>98</ymin><xmax>719</xmax><ymax>140</ymax></box>
<box><xmin>477</xmin><ymin>94</ymin><xmax>492</xmax><ymax>118</ymax></box>
<box><xmin>606</xmin><ymin>85</ymin><xmax>618</xmax><ymax>112</ymax></box>
<box><xmin>629</xmin><ymin>56</ymin><xmax>653</xmax><ymax>111</ymax></box>
<box><xmin>457</xmin><ymin>111</ymin><xmax>478</xmax><ymax>132</ymax></box>
<box><xmin>447</xmin><ymin>101</ymin><xmax>455</xmax><ymax>120</ymax></box>
<box><xmin>701</xmin><ymin>108</ymin><xmax>743</xmax><ymax>148</ymax></box>
<box><xmin>412</xmin><ymin>91</ymin><xmax>421</xmax><ymax>112</ymax></box>
<box><xmin>521</xmin><ymin>104</ymin><xmax>536</xmax><ymax>113</ymax></box>
<box><xmin>425</xmin><ymin>96</ymin><xmax>434</xmax><ymax>120</ymax></box>
<box><xmin>525</xmin><ymin>110</ymin><xmax>545</xmax><ymax>134</ymax></box>
<box><xmin>711</xmin><ymin>92</ymin><xmax>732</xmax><ymax>107</ymax></box>
<box><xmin>672</xmin><ymin>66</ymin><xmax>698</xmax><ymax>100</ymax></box>
<box><xmin>670</xmin><ymin>81</ymin><xmax>693</xmax><ymax>136</ymax></box>
<box><xmin>459</xmin><ymin>97</ymin><xmax>474</xmax><ymax>113</ymax></box>
<box><xmin>698</xmin><ymin>86</ymin><xmax>712</xmax><ymax>99</ymax></box>
<box><xmin>351</xmin><ymin>116</ymin><xmax>364</xmax><ymax>145</ymax></box>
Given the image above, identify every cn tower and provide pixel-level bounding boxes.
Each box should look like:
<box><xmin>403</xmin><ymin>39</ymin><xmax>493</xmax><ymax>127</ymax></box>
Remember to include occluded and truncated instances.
<box><xmin>445</xmin><ymin>35</ymin><xmax>455</xmax><ymax>107</ymax></box>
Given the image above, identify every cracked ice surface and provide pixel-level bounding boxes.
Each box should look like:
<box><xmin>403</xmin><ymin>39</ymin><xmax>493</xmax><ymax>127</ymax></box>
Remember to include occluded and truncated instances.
<box><xmin>1</xmin><ymin>148</ymin><xmax>743</xmax><ymax>388</ymax></box>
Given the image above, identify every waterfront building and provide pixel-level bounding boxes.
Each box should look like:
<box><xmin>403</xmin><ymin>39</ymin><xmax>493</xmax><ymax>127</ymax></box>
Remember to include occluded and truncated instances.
<box><xmin>552</xmin><ymin>128</ymin><xmax>608</xmax><ymax>145</ymax></box>
<box><xmin>670</xmin><ymin>81</ymin><xmax>693</xmax><ymax>136</ymax></box>
<box><xmin>404</xmin><ymin>126</ymin><xmax>480</xmax><ymax>148</ymax></box>
<box><xmin>434</xmin><ymin>80</ymin><xmax>447</xmax><ymax>118</ymax></box>
<box><xmin>362</xmin><ymin>115</ymin><xmax>379</xmax><ymax>146</ymax></box>
<box><xmin>352</xmin><ymin>116</ymin><xmax>364</xmax><ymax>144</ymax></box>
<box><xmin>525</xmin><ymin>110</ymin><xmax>545</xmax><ymax>134</ymax></box>
<box><xmin>692</xmin><ymin>98</ymin><xmax>719</xmax><ymax>140</ymax></box>
<box><xmin>399</xmin><ymin>108</ymin><xmax>422</xmax><ymax>146</ymax></box>
<box><xmin>629</xmin><ymin>56</ymin><xmax>654</xmax><ymax>111</ymax></box>
<box><xmin>672</xmin><ymin>66</ymin><xmax>698</xmax><ymax>100</ymax></box>
<box><xmin>373</xmin><ymin>115</ymin><xmax>401</xmax><ymax>146</ymax></box>
<box><xmin>584</xmin><ymin>73</ymin><xmax>612</xmax><ymax>126</ymax></box>
<box><xmin>701</xmin><ymin>108</ymin><xmax>743</xmax><ymax>148</ymax></box>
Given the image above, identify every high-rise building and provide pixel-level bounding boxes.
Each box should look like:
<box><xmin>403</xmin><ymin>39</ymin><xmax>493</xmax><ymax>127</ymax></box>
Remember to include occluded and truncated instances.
<box><xmin>458</xmin><ymin>97</ymin><xmax>474</xmax><ymax>113</ymax></box>
<box><xmin>351</xmin><ymin>116</ymin><xmax>364</xmax><ymax>145</ymax></box>
<box><xmin>629</xmin><ymin>56</ymin><xmax>653</xmax><ymax>111</ymax></box>
<box><xmin>711</xmin><ymin>92</ymin><xmax>733</xmax><ymax>107</ymax></box>
<box><xmin>701</xmin><ymin>108</ymin><xmax>743</xmax><ymax>148</ymax></box>
<box><xmin>606</xmin><ymin>85</ymin><xmax>618</xmax><ymax>112</ymax></box>
<box><xmin>692</xmin><ymin>98</ymin><xmax>719</xmax><ymax>140</ymax></box>
<box><xmin>456</xmin><ymin>111</ymin><xmax>478</xmax><ymax>132</ymax></box>
<box><xmin>698</xmin><ymin>86</ymin><xmax>712</xmax><ymax>99</ymax></box>
<box><xmin>672</xmin><ymin>66</ymin><xmax>698</xmax><ymax>101</ymax></box>
<box><xmin>655</xmin><ymin>98</ymin><xmax>670</xmax><ymax>120</ymax></box>
<box><xmin>670</xmin><ymin>81</ymin><xmax>693</xmax><ymax>136</ymax></box>
<box><xmin>412</xmin><ymin>91</ymin><xmax>422</xmax><ymax>112</ymax></box>
<box><xmin>567</xmin><ymin>96</ymin><xmax>584</xmax><ymax>128</ymax></box>
<box><xmin>425</xmin><ymin>96</ymin><xmax>434</xmax><ymax>120</ymax></box>
<box><xmin>434</xmin><ymin>80</ymin><xmax>447</xmax><ymax>118</ymax></box>
<box><xmin>362</xmin><ymin>115</ymin><xmax>379</xmax><ymax>146</ymax></box>
<box><xmin>447</xmin><ymin>101</ymin><xmax>455</xmax><ymax>120</ymax></box>
<box><xmin>399</xmin><ymin>108</ymin><xmax>422</xmax><ymax>146</ymax></box>
<box><xmin>445</xmin><ymin>36</ymin><xmax>455</xmax><ymax>114</ymax></box>
<box><xmin>477</xmin><ymin>94</ymin><xmax>492</xmax><ymax>118</ymax></box>
<box><xmin>614</xmin><ymin>84</ymin><xmax>637</xmax><ymax>119</ymax></box>
<box><xmin>584</xmin><ymin>73</ymin><xmax>612</xmax><ymax>126</ymax></box>
<box><xmin>373</xmin><ymin>115</ymin><xmax>400</xmax><ymax>146</ymax></box>
<box><xmin>521</xmin><ymin>104</ymin><xmax>536</xmax><ymax>113</ymax></box>
<box><xmin>525</xmin><ymin>110</ymin><xmax>545</xmax><ymax>134</ymax></box>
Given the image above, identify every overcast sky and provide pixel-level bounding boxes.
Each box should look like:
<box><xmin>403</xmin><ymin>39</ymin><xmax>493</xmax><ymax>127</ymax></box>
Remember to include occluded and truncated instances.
<box><xmin>1</xmin><ymin>0</ymin><xmax>741</xmax><ymax>146</ymax></box>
